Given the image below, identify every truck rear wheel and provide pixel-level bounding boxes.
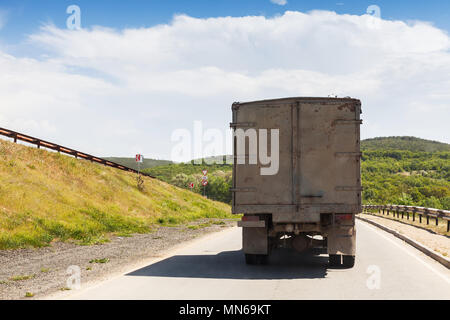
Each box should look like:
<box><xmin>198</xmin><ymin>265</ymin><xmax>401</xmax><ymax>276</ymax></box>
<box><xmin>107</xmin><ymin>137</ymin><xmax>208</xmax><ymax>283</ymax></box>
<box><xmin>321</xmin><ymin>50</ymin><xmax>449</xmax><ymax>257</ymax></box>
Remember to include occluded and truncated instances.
<box><xmin>342</xmin><ymin>255</ymin><xmax>355</xmax><ymax>268</ymax></box>
<box><xmin>245</xmin><ymin>254</ymin><xmax>268</xmax><ymax>265</ymax></box>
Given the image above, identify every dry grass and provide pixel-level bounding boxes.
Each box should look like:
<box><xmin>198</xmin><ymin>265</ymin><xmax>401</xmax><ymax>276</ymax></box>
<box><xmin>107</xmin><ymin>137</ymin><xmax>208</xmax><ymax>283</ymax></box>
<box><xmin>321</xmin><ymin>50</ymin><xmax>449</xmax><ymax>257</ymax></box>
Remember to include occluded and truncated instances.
<box><xmin>0</xmin><ymin>139</ymin><xmax>233</xmax><ymax>249</ymax></box>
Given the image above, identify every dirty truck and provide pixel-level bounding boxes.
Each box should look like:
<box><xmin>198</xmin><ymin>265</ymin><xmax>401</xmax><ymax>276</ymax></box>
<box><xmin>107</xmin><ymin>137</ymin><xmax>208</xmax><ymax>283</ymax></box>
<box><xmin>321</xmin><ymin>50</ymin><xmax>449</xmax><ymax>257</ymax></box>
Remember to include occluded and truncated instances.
<box><xmin>231</xmin><ymin>97</ymin><xmax>362</xmax><ymax>268</ymax></box>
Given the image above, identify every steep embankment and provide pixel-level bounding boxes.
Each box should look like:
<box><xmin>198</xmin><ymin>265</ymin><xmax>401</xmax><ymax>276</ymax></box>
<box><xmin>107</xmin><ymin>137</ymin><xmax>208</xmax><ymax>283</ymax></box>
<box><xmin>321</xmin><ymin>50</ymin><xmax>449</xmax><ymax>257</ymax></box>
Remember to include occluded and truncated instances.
<box><xmin>0</xmin><ymin>139</ymin><xmax>232</xmax><ymax>249</ymax></box>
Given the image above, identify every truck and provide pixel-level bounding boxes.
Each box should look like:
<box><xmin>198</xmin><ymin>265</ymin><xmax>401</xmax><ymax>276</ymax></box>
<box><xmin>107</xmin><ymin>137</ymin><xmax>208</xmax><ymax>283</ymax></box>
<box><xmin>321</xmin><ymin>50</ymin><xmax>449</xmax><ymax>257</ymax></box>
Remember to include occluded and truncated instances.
<box><xmin>231</xmin><ymin>97</ymin><xmax>362</xmax><ymax>268</ymax></box>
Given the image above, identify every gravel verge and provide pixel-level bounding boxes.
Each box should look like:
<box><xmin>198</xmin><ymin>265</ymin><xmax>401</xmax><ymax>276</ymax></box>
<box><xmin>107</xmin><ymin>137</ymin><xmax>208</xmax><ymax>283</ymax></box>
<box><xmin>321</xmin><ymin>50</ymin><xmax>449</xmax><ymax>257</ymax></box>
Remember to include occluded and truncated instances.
<box><xmin>0</xmin><ymin>218</ymin><xmax>237</xmax><ymax>300</ymax></box>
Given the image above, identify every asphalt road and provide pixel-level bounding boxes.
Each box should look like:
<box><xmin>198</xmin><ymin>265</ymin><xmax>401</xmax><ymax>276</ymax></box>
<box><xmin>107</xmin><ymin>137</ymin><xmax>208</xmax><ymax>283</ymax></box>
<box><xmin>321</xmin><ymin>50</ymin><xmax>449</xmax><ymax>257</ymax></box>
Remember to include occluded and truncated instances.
<box><xmin>62</xmin><ymin>220</ymin><xmax>450</xmax><ymax>300</ymax></box>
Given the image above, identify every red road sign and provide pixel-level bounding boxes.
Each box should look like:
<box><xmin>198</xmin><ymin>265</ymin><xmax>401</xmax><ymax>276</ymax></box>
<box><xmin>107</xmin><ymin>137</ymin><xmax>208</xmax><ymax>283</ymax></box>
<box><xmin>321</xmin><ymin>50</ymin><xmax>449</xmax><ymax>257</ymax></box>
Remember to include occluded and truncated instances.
<box><xmin>135</xmin><ymin>154</ymin><xmax>143</xmax><ymax>163</ymax></box>
<box><xmin>202</xmin><ymin>180</ymin><xmax>208</xmax><ymax>186</ymax></box>
<box><xmin>202</xmin><ymin>169</ymin><xmax>208</xmax><ymax>176</ymax></box>
<box><xmin>189</xmin><ymin>182</ymin><xmax>194</xmax><ymax>188</ymax></box>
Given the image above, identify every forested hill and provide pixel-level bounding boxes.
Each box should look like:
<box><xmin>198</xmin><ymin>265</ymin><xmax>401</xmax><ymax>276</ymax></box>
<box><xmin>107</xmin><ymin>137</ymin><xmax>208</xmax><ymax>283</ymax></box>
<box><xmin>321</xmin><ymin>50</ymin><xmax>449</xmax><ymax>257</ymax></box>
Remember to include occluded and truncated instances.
<box><xmin>362</xmin><ymin>136</ymin><xmax>450</xmax><ymax>152</ymax></box>
<box><xmin>145</xmin><ymin>136</ymin><xmax>450</xmax><ymax>210</ymax></box>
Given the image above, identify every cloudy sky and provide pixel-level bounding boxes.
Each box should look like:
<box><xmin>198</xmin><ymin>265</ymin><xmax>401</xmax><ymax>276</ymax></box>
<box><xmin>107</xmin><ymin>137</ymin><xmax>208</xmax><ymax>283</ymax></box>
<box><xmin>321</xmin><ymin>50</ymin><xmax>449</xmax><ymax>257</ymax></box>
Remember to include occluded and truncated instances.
<box><xmin>0</xmin><ymin>0</ymin><xmax>449</xmax><ymax>161</ymax></box>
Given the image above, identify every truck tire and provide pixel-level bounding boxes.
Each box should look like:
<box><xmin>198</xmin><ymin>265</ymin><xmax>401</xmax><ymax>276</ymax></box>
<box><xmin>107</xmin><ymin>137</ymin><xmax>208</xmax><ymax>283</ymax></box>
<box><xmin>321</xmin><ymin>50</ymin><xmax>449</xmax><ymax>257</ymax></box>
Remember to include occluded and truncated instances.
<box><xmin>342</xmin><ymin>255</ymin><xmax>355</xmax><ymax>268</ymax></box>
<box><xmin>245</xmin><ymin>254</ymin><xmax>268</xmax><ymax>265</ymax></box>
<box><xmin>328</xmin><ymin>254</ymin><xmax>341</xmax><ymax>267</ymax></box>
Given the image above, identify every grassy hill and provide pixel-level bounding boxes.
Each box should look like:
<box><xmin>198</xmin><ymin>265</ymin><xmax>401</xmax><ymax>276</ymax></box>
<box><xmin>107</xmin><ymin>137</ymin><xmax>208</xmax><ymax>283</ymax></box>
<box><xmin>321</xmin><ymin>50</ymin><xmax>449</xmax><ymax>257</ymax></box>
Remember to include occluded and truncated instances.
<box><xmin>103</xmin><ymin>157</ymin><xmax>172</xmax><ymax>171</ymax></box>
<box><xmin>361</xmin><ymin>136</ymin><xmax>450</xmax><ymax>152</ymax></box>
<box><xmin>0</xmin><ymin>139</ymin><xmax>232</xmax><ymax>249</ymax></box>
<box><xmin>144</xmin><ymin>137</ymin><xmax>450</xmax><ymax>210</ymax></box>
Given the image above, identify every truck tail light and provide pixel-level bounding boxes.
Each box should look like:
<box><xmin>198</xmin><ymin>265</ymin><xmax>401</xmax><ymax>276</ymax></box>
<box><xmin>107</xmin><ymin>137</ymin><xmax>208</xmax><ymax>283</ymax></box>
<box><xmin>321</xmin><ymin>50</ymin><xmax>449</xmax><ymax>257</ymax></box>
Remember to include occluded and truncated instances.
<box><xmin>335</xmin><ymin>214</ymin><xmax>353</xmax><ymax>222</ymax></box>
<box><xmin>242</xmin><ymin>215</ymin><xmax>259</xmax><ymax>221</ymax></box>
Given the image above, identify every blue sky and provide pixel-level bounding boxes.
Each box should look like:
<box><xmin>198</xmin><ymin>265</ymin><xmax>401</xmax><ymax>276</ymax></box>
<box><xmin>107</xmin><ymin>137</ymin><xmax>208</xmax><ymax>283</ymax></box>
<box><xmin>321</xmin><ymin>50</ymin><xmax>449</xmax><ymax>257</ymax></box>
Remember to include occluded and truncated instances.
<box><xmin>1</xmin><ymin>0</ymin><xmax>449</xmax><ymax>43</ymax></box>
<box><xmin>0</xmin><ymin>1</ymin><xmax>449</xmax><ymax>159</ymax></box>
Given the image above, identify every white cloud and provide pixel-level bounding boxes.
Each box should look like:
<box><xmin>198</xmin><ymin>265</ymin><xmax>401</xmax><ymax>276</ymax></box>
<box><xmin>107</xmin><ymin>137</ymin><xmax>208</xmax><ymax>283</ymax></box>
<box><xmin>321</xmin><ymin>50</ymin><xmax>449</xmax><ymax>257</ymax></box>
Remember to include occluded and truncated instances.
<box><xmin>270</xmin><ymin>0</ymin><xmax>288</xmax><ymax>5</ymax></box>
<box><xmin>0</xmin><ymin>11</ymin><xmax>449</xmax><ymax>160</ymax></box>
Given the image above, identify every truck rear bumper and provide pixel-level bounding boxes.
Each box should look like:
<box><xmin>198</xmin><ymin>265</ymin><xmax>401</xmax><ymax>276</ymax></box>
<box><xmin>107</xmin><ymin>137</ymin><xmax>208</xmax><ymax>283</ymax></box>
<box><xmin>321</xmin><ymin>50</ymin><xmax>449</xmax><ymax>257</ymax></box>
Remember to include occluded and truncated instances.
<box><xmin>237</xmin><ymin>220</ymin><xmax>266</xmax><ymax>228</ymax></box>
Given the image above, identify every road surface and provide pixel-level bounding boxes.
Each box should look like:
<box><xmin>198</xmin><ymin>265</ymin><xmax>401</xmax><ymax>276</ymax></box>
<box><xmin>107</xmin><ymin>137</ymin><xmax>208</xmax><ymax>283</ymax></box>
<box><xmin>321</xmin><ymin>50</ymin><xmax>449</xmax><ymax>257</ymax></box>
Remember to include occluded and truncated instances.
<box><xmin>61</xmin><ymin>220</ymin><xmax>450</xmax><ymax>300</ymax></box>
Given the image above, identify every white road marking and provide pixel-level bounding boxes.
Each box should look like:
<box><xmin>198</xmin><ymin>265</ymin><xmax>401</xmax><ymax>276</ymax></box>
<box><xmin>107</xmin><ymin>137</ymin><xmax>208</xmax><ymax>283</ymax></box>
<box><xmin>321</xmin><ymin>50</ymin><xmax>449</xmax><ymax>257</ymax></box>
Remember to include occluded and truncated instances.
<box><xmin>358</xmin><ymin>220</ymin><xmax>450</xmax><ymax>284</ymax></box>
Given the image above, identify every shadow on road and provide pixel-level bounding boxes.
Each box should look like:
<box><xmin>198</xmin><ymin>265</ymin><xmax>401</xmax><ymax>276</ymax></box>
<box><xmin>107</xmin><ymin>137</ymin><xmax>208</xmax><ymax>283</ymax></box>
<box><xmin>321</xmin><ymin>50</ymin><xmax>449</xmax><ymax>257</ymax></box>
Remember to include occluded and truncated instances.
<box><xmin>127</xmin><ymin>248</ymin><xmax>328</xmax><ymax>280</ymax></box>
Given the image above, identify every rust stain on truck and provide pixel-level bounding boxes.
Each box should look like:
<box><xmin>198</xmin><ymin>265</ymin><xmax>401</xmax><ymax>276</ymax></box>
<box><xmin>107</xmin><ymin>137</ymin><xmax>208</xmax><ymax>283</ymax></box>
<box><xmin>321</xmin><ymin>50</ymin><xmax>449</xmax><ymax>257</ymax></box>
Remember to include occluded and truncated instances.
<box><xmin>337</xmin><ymin>103</ymin><xmax>356</xmax><ymax>112</ymax></box>
<box><xmin>231</xmin><ymin>97</ymin><xmax>362</xmax><ymax>268</ymax></box>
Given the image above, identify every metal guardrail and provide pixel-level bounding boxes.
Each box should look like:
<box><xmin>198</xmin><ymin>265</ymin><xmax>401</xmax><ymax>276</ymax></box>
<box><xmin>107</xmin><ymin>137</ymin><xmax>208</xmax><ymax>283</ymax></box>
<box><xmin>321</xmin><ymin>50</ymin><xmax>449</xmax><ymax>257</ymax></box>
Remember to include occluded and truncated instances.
<box><xmin>362</xmin><ymin>205</ymin><xmax>450</xmax><ymax>232</ymax></box>
<box><xmin>0</xmin><ymin>127</ymin><xmax>155</xmax><ymax>178</ymax></box>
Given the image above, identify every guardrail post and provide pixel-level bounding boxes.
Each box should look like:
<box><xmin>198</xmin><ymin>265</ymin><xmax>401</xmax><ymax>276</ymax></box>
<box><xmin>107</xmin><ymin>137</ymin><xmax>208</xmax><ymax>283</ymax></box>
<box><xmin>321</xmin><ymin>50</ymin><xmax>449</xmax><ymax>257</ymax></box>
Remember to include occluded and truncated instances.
<box><xmin>362</xmin><ymin>205</ymin><xmax>449</xmax><ymax>232</ymax></box>
<box><xmin>13</xmin><ymin>133</ymin><xmax>17</xmax><ymax>143</ymax></box>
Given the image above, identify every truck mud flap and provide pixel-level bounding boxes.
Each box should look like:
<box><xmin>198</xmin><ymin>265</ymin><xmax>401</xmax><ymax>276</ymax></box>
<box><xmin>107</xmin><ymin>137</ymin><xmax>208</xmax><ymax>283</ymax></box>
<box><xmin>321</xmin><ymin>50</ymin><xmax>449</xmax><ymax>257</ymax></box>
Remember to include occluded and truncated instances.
<box><xmin>327</xmin><ymin>226</ymin><xmax>356</xmax><ymax>256</ymax></box>
<box><xmin>243</xmin><ymin>227</ymin><xmax>268</xmax><ymax>255</ymax></box>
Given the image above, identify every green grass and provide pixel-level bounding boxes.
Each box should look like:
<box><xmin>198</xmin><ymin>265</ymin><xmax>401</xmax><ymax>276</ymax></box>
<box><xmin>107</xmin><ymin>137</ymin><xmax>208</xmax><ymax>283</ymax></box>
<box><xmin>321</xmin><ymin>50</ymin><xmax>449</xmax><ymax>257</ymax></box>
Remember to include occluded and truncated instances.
<box><xmin>0</xmin><ymin>139</ymin><xmax>232</xmax><ymax>249</ymax></box>
<box><xmin>10</xmin><ymin>274</ymin><xmax>35</xmax><ymax>281</ymax></box>
<box><xmin>103</xmin><ymin>157</ymin><xmax>172</xmax><ymax>171</ymax></box>
<box><xmin>89</xmin><ymin>258</ymin><xmax>109</xmax><ymax>264</ymax></box>
<box><xmin>187</xmin><ymin>223</ymin><xmax>212</xmax><ymax>230</ymax></box>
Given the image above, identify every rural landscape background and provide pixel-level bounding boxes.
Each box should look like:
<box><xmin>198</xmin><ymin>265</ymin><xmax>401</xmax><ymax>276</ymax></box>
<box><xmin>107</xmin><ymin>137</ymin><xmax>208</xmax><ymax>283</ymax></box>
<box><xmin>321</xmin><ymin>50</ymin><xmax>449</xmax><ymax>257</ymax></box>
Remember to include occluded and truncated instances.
<box><xmin>0</xmin><ymin>1</ymin><xmax>449</xmax><ymax>302</ymax></box>
<box><xmin>1</xmin><ymin>135</ymin><xmax>448</xmax><ymax>250</ymax></box>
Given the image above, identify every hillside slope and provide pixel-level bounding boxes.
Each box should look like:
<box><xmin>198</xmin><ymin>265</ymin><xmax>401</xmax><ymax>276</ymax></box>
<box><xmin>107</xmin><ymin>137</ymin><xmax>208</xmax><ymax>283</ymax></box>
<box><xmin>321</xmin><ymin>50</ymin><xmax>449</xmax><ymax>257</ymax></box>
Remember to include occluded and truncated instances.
<box><xmin>103</xmin><ymin>157</ymin><xmax>172</xmax><ymax>171</ymax></box>
<box><xmin>0</xmin><ymin>139</ymin><xmax>232</xmax><ymax>249</ymax></box>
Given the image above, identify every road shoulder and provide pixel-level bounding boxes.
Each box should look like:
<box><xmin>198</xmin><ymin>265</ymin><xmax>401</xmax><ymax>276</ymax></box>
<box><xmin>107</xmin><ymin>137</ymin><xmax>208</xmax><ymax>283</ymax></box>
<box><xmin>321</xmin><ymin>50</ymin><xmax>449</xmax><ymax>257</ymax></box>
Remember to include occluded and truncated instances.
<box><xmin>0</xmin><ymin>219</ymin><xmax>237</xmax><ymax>300</ymax></box>
<box><xmin>358</xmin><ymin>214</ymin><xmax>450</xmax><ymax>268</ymax></box>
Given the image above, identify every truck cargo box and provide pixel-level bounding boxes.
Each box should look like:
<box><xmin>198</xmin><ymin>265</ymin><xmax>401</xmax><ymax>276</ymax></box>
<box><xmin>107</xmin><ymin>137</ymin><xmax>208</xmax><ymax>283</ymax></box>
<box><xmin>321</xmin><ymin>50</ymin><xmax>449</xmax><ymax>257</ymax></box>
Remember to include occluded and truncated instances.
<box><xmin>231</xmin><ymin>97</ymin><xmax>362</xmax><ymax>267</ymax></box>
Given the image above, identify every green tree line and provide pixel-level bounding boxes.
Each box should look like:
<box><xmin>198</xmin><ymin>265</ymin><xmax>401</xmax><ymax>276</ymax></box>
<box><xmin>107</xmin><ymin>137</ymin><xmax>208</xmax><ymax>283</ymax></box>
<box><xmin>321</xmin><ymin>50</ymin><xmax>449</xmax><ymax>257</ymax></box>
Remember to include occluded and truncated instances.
<box><xmin>144</xmin><ymin>142</ymin><xmax>450</xmax><ymax>210</ymax></box>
